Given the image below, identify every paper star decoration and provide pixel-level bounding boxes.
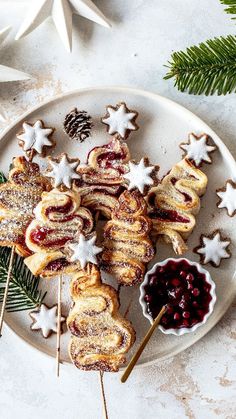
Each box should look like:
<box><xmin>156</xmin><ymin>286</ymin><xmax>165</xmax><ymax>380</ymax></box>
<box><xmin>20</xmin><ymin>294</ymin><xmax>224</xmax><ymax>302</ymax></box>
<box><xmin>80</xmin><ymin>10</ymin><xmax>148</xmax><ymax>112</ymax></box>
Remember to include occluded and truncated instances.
<box><xmin>124</xmin><ymin>158</ymin><xmax>154</xmax><ymax>194</ymax></box>
<box><xmin>195</xmin><ymin>231</ymin><xmax>231</xmax><ymax>267</ymax></box>
<box><xmin>180</xmin><ymin>133</ymin><xmax>216</xmax><ymax>167</ymax></box>
<box><xmin>17</xmin><ymin>120</ymin><xmax>54</xmax><ymax>157</ymax></box>
<box><xmin>46</xmin><ymin>153</ymin><xmax>81</xmax><ymax>188</ymax></box>
<box><xmin>29</xmin><ymin>304</ymin><xmax>65</xmax><ymax>338</ymax></box>
<box><xmin>67</xmin><ymin>233</ymin><xmax>102</xmax><ymax>268</ymax></box>
<box><xmin>102</xmin><ymin>102</ymin><xmax>139</xmax><ymax>139</ymax></box>
<box><xmin>217</xmin><ymin>180</ymin><xmax>236</xmax><ymax>217</ymax></box>
<box><xmin>15</xmin><ymin>0</ymin><xmax>111</xmax><ymax>52</ymax></box>
<box><xmin>0</xmin><ymin>26</ymin><xmax>31</xmax><ymax>121</ymax></box>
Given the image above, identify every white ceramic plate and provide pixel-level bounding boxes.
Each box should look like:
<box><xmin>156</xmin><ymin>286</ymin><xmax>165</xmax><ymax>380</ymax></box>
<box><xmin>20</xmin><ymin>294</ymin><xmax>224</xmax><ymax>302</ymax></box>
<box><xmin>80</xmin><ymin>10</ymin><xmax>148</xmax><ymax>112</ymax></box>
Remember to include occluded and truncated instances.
<box><xmin>0</xmin><ymin>86</ymin><xmax>236</xmax><ymax>368</ymax></box>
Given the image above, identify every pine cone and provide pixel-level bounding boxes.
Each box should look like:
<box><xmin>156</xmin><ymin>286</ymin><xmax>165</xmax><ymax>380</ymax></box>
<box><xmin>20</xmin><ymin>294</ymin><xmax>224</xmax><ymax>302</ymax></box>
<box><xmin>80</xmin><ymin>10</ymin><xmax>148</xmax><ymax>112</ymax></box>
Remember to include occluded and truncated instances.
<box><xmin>64</xmin><ymin>109</ymin><xmax>93</xmax><ymax>142</ymax></box>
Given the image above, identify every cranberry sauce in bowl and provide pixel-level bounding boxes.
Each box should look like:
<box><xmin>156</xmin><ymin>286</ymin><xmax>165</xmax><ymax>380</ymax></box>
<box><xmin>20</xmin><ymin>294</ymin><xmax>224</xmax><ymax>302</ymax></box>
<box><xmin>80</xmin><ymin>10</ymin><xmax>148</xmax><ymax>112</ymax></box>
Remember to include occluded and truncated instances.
<box><xmin>140</xmin><ymin>258</ymin><xmax>216</xmax><ymax>335</ymax></box>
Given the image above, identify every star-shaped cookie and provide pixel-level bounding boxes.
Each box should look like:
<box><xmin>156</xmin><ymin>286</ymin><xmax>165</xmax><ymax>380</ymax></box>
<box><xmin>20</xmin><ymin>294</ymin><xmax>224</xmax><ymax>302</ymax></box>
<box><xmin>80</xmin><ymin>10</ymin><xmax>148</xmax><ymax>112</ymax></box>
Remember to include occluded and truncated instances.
<box><xmin>217</xmin><ymin>180</ymin><xmax>236</xmax><ymax>217</ymax></box>
<box><xmin>180</xmin><ymin>133</ymin><xmax>216</xmax><ymax>167</ymax></box>
<box><xmin>17</xmin><ymin>120</ymin><xmax>55</xmax><ymax>160</ymax></box>
<box><xmin>123</xmin><ymin>158</ymin><xmax>158</xmax><ymax>194</ymax></box>
<box><xmin>101</xmin><ymin>102</ymin><xmax>139</xmax><ymax>140</ymax></box>
<box><xmin>67</xmin><ymin>233</ymin><xmax>102</xmax><ymax>268</ymax></box>
<box><xmin>45</xmin><ymin>153</ymin><xmax>81</xmax><ymax>189</ymax></box>
<box><xmin>29</xmin><ymin>304</ymin><xmax>65</xmax><ymax>338</ymax></box>
<box><xmin>194</xmin><ymin>230</ymin><xmax>231</xmax><ymax>267</ymax></box>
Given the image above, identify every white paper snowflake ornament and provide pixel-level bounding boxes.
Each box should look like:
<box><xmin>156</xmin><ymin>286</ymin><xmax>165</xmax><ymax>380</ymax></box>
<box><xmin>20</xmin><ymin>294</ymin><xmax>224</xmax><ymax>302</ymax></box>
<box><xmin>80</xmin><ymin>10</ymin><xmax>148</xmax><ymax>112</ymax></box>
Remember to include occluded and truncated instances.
<box><xmin>15</xmin><ymin>0</ymin><xmax>111</xmax><ymax>52</ymax></box>
<box><xmin>180</xmin><ymin>133</ymin><xmax>216</xmax><ymax>167</ymax></box>
<box><xmin>0</xmin><ymin>26</ymin><xmax>31</xmax><ymax>122</ymax></box>
<box><xmin>67</xmin><ymin>233</ymin><xmax>102</xmax><ymax>268</ymax></box>
<box><xmin>217</xmin><ymin>180</ymin><xmax>236</xmax><ymax>217</ymax></box>
<box><xmin>123</xmin><ymin>158</ymin><xmax>158</xmax><ymax>194</ymax></box>
<box><xmin>17</xmin><ymin>120</ymin><xmax>55</xmax><ymax>160</ymax></box>
<box><xmin>29</xmin><ymin>304</ymin><xmax>65</xmax><ymax>338</ymax></box>
<box><xmin>45</xmin><ymin>153</ymin><xmax>81</xmax><ymax>189</ymax></box>
<box><xmin>101</xmin><ymin>102</ymin><xmax>139</xmax><ymax>140</ymax></box>
<box><xmin>194</xmin><ymin>230</ymin><xmax>231</xmax><ymax>267</ymax></box>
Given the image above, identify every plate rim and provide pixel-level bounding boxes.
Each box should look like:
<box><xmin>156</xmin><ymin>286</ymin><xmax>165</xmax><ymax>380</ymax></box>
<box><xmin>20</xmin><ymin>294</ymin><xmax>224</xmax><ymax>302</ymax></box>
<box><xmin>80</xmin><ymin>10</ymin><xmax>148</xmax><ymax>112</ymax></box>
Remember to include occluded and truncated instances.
<box><xmin>1</xmin><ymin>85</ymin><xmax>236</xmax><ymax>369</ymax></box>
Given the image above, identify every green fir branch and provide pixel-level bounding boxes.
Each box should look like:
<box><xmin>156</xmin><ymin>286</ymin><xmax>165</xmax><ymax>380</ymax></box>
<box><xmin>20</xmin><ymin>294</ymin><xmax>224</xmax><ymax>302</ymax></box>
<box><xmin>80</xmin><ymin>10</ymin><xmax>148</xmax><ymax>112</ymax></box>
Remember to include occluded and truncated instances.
<box><xmin>164</xmin><ymin>35</ymin><xmax>236</xmax><ymax>95</ymax></box>
<box><xmin>220</xmin><ymin>0</ymin><xmax>236</xmax><ymax>18</ymax></box>
<box><xmin>0</xmin><ymin>172</ymin><xmax>7</xmax><ymax>183</ymax></box>
<box><xmin>0</xmin><ymin>248</ymin><xmax>46</xmax><ymax>312</ymax></box>
<box><xmin>0</xmin><ymin>171</ymin><xmax>46</xmax><ymax>312</ymax></box>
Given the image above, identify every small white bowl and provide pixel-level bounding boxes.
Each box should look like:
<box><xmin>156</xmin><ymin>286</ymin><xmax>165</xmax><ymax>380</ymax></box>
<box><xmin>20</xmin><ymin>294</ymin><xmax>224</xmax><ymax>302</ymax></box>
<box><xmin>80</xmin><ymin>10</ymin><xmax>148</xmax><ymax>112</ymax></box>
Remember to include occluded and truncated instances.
<box><xmin>139</xmin><ymin>258</ymin><xmax>217</xmax><ymax>336</ymax></box>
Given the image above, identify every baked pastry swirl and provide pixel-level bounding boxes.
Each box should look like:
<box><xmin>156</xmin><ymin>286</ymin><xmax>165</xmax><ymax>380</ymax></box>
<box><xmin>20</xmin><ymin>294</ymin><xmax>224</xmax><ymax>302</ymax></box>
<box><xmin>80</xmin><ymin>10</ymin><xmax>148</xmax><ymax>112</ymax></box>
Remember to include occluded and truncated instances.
<box><xmin>101</xmin><ymin>190</ymin><xmax>155</xmax><ymax>286</ymax></box>
<box><xmin>67</xmin><ymin>264</ymin><xmax>136</xmax><ymax>372</ymax></box>
<box><xmin>147</xmin><ymin>158</ymin><xmax>208</xmax><ymax>254</ymax></box>
<box><xmin>0</xmin><ymin>156</ymin><xmax>51</xmax><ymax>256</ymax></box>
<box><xmin>24</xmin><ymin>189</ymin><xmax>94</xmax><ymax>277</ymax></box>
<box><xmin>74</xmin><ymin>137</ymin><xmax>130</xmax><ymax>218</ymax></box>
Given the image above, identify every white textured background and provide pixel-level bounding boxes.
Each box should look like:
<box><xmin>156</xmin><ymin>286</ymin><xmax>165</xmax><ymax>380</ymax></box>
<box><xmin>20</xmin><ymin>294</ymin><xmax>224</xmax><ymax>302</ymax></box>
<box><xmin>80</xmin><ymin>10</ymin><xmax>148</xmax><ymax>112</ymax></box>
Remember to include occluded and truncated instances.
<box><xmin>0</xmin><ymin>1</ymin><xmax>236</xmax><ymax>418</ymax></box>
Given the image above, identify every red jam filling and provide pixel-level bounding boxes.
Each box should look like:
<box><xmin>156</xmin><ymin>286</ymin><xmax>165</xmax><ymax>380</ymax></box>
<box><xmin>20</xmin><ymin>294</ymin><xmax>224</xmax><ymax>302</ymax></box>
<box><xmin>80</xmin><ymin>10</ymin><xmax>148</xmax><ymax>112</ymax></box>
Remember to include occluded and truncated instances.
<box><xmin>149</xmin><ymin>208</ymin><xmax>190</xmax><ymax>223</ymax></box>
<box><xmin>45</xmin><ymin>199</ymin><xmax>73</xmax><ymax>216</ymax></box>
<box><xmin>45</xmin><ymin>258</ymin><xmax>70</xmax><ymax>272</ymax></box>
<box><xmin>30</xmin><ymin>228</ymin><xmax>71</xmax><ymax>248</ymax></box>
<box><xmin>144</xmin><ymin>259</ymin><xmax>212</xmax><ymax>329</ymax></box>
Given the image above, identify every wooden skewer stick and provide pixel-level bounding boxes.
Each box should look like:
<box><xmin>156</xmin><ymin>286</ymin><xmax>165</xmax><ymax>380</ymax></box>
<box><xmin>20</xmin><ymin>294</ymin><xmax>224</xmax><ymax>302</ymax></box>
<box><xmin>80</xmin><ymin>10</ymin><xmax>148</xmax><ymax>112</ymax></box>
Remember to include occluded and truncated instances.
<box><xmin>56</xmin><ymin>274</ymin><xmax>62</xmax><ymax>377</ymax></box>
<box><xmin>0</xmin><ymin>246</ymin><xmax>15</xmax><ymax>337</ymax></box>
<box><xmin>99</xmin><ymin>371</ymin><xmax>109</xmax><ymax>419</ymax></box>
<box><xmin>121</xmin><ymin>305</ymin><xmax>166</xmax><ymax>383</ymax></box>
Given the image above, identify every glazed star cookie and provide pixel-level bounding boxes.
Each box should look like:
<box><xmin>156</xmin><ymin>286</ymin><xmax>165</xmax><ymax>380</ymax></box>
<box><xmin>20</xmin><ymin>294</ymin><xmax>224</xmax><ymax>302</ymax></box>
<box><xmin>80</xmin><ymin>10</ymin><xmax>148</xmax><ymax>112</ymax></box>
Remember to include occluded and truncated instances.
<box><xmin>194</xmin><ymin>230</ymin><xmax>231</xmax><ymax>267</ymax></box>
<box><xmin>45</xmin><ymin>153</ymin><xmax>81</xmax><ymax>189</ymax></box>
<box><xmin>123</xmin><ymin>158</ymin><xmax>159</xmax><ymax>194</ymax></box>
<box><xmin>180</xmin><ymin>133</ymin><xmax>217</xmax><ymax>167</ymax></box>
<box><xmin>216</xmin><ymin>180</ymin><xmax>236</xmax><ymax>217</ymax></box>
<box><xmin>101</xmin><ymin>102</ymin><xmax>139</xmax><ymax>140</ymax></box>
<box><xmin>67</xmin><ymin>264</ymin><xmax>135</xmax><ymax>372</ymax></box>
<box><xmin>29</xmin><ymin>304</ymin><xmax>65</xmax><ymax>338</ymax></box>
<box><xmin>66</xmin><ymin>233</ymin><xmax>102</xmax><ymax>269</ymax></box>
<box><xmin>17</xmin><ymin>120</ymin><xmax>55</xmax><ymax>160</ymax></box>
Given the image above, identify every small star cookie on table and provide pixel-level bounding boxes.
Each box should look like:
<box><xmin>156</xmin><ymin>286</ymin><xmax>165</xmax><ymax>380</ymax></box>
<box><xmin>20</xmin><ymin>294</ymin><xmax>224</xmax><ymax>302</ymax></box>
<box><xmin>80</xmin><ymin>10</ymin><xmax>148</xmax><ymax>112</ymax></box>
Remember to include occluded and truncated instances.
<box><xmin>123</xmin><ymin>158</ymin><xmax>159</xmax><ymax>194</ymax></box>
<box><xmin>45</xmin><ymin>153</ymin><xmax>81</xmax><ymax>189</ymax></box>
<box><xmin>29</xmin><ymin>304</ymin><xmax>65</xmax><ymax>338</ymax></box>
<box><xmin>180</xmin><ymin>133</ymin><xmax>217</xmax><ymax>167</ymax></box>
<box><xmin>216</xmin><ymin>180</ymin><xmax>236</xmax><ymax>217</ymax></box>
<box><xmin>101</xmin><ymin>102</ymin><xmax>139</xmax><ymax>140</ymax></box>
<box><xmin>194</xmin><ymin>230</ymin><xmax>231</xmax><ymax>267</ymax></box>
<box><xmin>17</xmin><ymin>120</ymin><xmax>55</xmax><ymax>160</ymax></box>
<box><xmin>66</xmin><ymin>233</ymin><xmax>102</xmax><ymax>269</ymax></box>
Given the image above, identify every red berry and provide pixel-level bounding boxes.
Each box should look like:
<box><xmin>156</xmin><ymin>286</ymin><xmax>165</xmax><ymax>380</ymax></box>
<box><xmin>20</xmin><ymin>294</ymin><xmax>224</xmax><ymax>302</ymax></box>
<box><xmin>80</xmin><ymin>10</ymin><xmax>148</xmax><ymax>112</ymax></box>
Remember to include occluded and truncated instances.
<box><xmin>144</xmin><ymin>294</ymin><xmax>152</xmax><ymax>303</ymax></box>
<box><xmin>174</xmin><ymin>312</ymin><xmax>181</xmax><ymax>321</ymax></box>
<box><xmin>183</xmin><ymin>311</ymin><xmax>190</xmax><ymax>319</ymax></box>
<box><xmin>149</xmin><ymin>276</ymin><xmax>157</xmax><ymax>286</ymax></box>
<box><xmin>179</xmin><ymin>270</ymin><xmax>187</xmax><ymax>279</ymax></box>
<box><xmin>192</xmin><ymin>301</ymin><xmax>199</xmax><ymax>308</ymax></box>
<box><xmin>186</xmin><ymin>273</ymin><xmax>194</xmax><ymax>282</ymax></box>
<box><xmin>161</xmin><ymin>316</ymin><xmax>168</xmax><ymax>325</ymax></box>
<box><xmin>188</xmin><ymin>283</ymin><xmax>194</xmax><ymax>290</ymax></box>
<box><xmin>183</xmin><ymin>319</ymin><xmax>189</xmax><ymax>327</ymax></box>
<box><xmin>192</xmin><ymin>288</ymin><xmax>200</xmax><ymax>297</ymax></box>
<box><xmin>166</xmin><ymin>305</ymin><xmax>174</xmax><ymax>314</ymax></box>
<box><xmin>172</xmin><ymin>278</ymin><xmax>181</xmax><ymax>287</ymax></box>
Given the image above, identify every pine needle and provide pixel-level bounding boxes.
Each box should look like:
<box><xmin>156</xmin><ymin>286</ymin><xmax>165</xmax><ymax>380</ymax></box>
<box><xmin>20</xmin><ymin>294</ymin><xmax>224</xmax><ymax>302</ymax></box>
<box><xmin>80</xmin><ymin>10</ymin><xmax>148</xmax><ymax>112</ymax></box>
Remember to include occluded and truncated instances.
<box><xmin>0</xmin><ymin>171</ymin><xmax>46</xmax><ymax>312</ymax></box>
<box><xmin>220</xmin><ymin>0</ymin><xmax>236</xmax><ymax>18</ymax></box>
<box><xmin>0</xmin><ymin>248</ymin><xmax>46</xmax><ymax>312</ymax></box>
<box><xmin>164</xmin><ymin>35</ymin><xmax>236</xmax><ymax>95</ymax></box>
